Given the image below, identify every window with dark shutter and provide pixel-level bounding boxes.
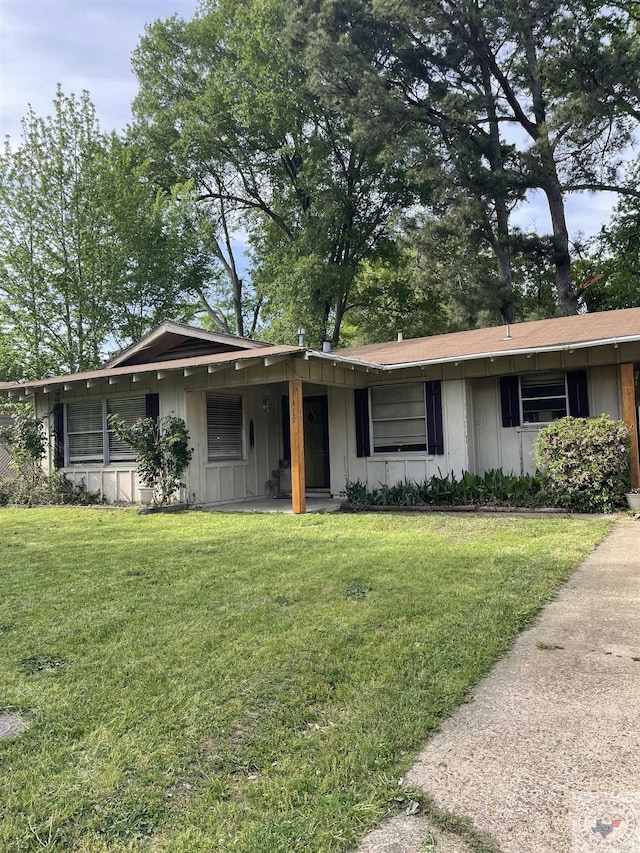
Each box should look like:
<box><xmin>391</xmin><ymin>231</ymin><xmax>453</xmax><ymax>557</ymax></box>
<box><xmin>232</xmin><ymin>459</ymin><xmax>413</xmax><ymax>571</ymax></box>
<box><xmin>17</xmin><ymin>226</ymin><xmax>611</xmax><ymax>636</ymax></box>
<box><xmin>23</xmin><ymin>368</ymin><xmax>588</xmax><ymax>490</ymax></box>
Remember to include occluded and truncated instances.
<box><xmin>425</xmin><ymin>380</ymin><xmax>444</xmax><ymax>455</ymax></box>
<box><xmin>370</xmin><ymin>384</ymin><xmax>427</xmax><ymax>453</ymax></box>
<box><xmin>206</xmin><ymin>393</ymin><xmax>244</xmax><ymax>461</ymax></box>
<box><xmin>354</xmin><ymin>388</ymin><xmax>370</xmax><ymax>457</ymax></box>
<box><xmin>567</xmin><ymin>371</ymin><xmax>589</xmax><ymax>418</ymax></box>
<box><xmin>65</xmin><ymin>396</ymin><xmax>153</xmax><ymax>465</ymax></box>
<box><xmin>500</xmin><ymin>376</ymin><xmax>521</xmax><ymax>427</ymax></box>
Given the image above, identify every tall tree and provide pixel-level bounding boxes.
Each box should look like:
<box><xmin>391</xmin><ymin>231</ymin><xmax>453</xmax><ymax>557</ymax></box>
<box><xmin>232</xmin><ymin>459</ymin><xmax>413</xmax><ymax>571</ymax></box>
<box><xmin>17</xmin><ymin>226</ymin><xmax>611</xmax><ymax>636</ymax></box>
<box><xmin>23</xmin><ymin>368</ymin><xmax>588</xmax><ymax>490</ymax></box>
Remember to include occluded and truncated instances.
<box><xmin>301</xmin><ymin>0</ymin><xmax>639</xmax><ymax>317</ymax></box>
<box><xmin>131</xmin><ymin>0</ymin><xmax>415</xmax><ymax>346</ymax></box>
<box><xmin>0</xmin><ymin>88</ymin><xmax>211</xmax><ymax>378</ymax></box>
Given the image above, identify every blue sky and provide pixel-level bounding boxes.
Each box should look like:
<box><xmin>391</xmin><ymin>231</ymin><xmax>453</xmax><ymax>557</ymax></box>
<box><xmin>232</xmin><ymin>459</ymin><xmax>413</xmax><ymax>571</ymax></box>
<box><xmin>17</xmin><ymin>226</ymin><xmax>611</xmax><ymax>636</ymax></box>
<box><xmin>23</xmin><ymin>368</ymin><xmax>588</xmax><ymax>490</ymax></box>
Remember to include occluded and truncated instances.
<box><xmin>0</xmin><ymin>0</ymin><xmax>625</xmax><ymax>240</ymax></box>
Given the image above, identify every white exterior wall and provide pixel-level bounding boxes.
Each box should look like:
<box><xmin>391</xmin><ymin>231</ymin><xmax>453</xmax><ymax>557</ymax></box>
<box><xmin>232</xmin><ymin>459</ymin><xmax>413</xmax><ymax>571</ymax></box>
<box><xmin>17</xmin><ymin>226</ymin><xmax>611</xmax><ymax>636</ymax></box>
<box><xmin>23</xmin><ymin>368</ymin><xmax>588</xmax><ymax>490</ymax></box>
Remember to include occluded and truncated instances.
<box><xmin>183</xmin><ymin>384</ymin><xmax>282</xmax><ymax>506</ymax></box>
<box><xmin>327</xmin><ymin>379</ymin><xmax>471</xmax><ymax>495</ymax></box>
<box><xmin>37</xmin><ymin>369</ymin><xmax>287</xmax><ymax>506</ymax></box>
<box><xmin>0</xmin><ymin>414</ymin><xmax>13</xmax><ymax>478</ymax></box>
<box><xmin>472</xmin><ymin>365</ymin><xmax>623</xmax><ymax>476</ymax></box>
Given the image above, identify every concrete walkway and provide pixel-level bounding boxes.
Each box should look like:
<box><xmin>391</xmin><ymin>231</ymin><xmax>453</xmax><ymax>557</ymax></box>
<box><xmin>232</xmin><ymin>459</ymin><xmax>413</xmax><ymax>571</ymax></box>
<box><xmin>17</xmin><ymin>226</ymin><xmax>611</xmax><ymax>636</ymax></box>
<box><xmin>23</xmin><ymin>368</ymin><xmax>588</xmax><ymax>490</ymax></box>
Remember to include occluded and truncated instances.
<box><xmin>357</xmin><ymin>518</ymin><xmax>640</xmax><ymax>853</ymax></box>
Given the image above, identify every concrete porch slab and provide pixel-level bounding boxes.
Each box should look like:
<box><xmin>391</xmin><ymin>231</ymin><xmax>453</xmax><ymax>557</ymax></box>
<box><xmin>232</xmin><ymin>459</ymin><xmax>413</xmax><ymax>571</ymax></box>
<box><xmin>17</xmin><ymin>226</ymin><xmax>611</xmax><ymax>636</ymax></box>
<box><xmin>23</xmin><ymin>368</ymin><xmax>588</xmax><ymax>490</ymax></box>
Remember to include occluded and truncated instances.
<box><xmin>201</xmin><ymin>496</ymin><xmax>343</xmax><ymax>514</ymax></box>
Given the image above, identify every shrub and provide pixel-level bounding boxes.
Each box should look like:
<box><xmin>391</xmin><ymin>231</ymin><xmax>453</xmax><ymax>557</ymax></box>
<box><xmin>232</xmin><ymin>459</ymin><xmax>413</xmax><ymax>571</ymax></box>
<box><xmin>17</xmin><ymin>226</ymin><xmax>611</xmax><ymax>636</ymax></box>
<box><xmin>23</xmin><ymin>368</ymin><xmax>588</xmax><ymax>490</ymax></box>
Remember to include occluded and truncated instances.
<box><xmin>0</xmin><ymin>471</ymin><xmax>102</xmax><ymax>507</ymax></box>
<box><xmin>108</xmin><ymin>414</ymin><xmax>193</xmax><ymax>506</ymax></box>
<box><xmin>534</xmin><ymin>415</ymin><xmax>631</xmax><ymax>513</ymax></box>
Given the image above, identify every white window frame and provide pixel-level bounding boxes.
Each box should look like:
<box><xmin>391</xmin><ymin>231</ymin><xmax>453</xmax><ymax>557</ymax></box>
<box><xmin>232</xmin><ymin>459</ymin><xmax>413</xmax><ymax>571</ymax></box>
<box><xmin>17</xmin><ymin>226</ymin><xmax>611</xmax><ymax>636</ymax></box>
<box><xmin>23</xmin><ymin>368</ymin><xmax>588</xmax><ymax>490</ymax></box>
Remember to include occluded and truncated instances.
<box><xmin>64</xmin><ymin>396</ymin><xmax>147</xmax><ymax>465</ymax></box>
<box><xmin>519</xmin><ymin>373</ymin><xmax>568</xmax><ymax>426</ymax></box>
<box><xmin>370</xmin><ymin>383</ymin><xmax>428</xmax><ymax>454</ymax></box>
<box><xmin>206</xmin><ymin>392</ymin><xmax>245</xmax><ymax>463</ymax></box>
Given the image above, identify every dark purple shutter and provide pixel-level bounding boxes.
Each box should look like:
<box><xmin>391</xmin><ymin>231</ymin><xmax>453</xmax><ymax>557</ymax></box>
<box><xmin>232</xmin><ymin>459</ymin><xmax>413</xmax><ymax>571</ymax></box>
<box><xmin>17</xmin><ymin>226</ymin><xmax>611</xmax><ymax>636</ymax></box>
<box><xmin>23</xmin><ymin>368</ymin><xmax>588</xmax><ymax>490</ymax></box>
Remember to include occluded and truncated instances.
<box><xmin>53</xmin><ymin>402</ymin><xmax>64</xmax><ymax>468</ymax></box>
<box><xmin>425</xmin><ymin>381</ymin><xmax>444</xmax><ymax>455</ymax></box>
<box><xmin>500</xmin><ymin>376</ymin><xmax>521</xmax><ymax>427</ymax></box>
<box><xmin>567</xmin><ymin>370</ymin><xmax>589</xmax><ymax>418</ymax></box>
<box><xmin>354</xmin><ymin>388</ymin><xmax>370</xmax><ymax>457</ymax></box>
<box><xmin>281</xmin><ymin>395</ymin><xmax>291</xmax><ymax>461</ymax></box>
<box><xmin>145</xmin><ymin>393</ymin><xmax>160</xmax><ymax>423</ymax></box>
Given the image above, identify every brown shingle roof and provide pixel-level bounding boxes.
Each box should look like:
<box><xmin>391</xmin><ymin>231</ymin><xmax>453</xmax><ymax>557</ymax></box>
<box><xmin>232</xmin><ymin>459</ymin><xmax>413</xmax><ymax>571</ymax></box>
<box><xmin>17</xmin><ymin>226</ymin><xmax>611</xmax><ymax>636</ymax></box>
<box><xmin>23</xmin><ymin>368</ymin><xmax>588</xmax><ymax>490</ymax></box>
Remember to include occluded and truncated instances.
<box><xmin>334</xmin><ymin>308</ymin><xmax>640</xmax><ymax>365</ymax></box>
<box><xmin>0</xmin><ymin>345</ymin><xmax>302</xmax><ymax>393</ymax></box>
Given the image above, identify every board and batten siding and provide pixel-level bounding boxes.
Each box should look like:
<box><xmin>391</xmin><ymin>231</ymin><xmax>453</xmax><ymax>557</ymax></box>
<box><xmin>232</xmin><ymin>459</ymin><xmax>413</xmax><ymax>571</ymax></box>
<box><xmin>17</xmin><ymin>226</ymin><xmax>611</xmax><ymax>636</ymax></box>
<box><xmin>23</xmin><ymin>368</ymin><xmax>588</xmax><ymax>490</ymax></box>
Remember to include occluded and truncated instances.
<box><xmin>0</xmin><ymin>414</ymin><xmax>13</xmax><ymax>478</ymax></box>
<box><xmin>36</xmin><ymin>373</ymin><xmax>185</xmax><ymax>503</ymax></box>
<box><xmin>37</xmin><ymin>374</ymin><xmax>284</xmax><ymax>506</ymax></box>
<box><xmin>472</xmin><ymin>364</ymin><xmax>622</xmax><ymax>476</ymax></box>
<box><xmin>184</xmin><ymin>383</ymin><xmax>282</xmax><ymax>506</ymax></box>
<box><xmin>327</xmin><ymin>379</ymin><xmax>472</xmax><ymax>495</ymax></box>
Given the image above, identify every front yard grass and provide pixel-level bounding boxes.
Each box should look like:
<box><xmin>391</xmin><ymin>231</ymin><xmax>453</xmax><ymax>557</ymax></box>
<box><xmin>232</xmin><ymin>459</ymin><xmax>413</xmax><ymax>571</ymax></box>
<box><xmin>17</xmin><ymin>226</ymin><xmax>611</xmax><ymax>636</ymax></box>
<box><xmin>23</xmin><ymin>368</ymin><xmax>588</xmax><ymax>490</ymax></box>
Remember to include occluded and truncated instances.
<box><xmin>0</xmin><ymin>509</ymin><xmax>610</xmax><ymax>852</ymax></box>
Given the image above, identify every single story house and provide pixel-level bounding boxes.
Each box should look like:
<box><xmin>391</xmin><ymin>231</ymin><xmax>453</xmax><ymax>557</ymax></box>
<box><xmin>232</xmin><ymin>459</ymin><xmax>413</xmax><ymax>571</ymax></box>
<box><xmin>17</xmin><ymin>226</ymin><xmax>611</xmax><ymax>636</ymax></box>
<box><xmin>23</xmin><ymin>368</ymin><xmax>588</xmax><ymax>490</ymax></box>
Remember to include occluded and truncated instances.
<box><xmin>1</xmin><ymin>308</ymin><xmax>639</xmax><ymax>512</ymax></box>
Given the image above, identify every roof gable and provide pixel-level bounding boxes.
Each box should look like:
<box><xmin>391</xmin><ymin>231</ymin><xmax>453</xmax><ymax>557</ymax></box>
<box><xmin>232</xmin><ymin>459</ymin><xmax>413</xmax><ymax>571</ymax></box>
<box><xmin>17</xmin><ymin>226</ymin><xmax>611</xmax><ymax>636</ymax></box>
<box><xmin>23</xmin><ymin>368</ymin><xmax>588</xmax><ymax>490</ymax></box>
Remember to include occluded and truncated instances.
<box><xmin>105</xmin><ymin>321</ymin><xmax>273</xmax><ymax>368</ymax></box>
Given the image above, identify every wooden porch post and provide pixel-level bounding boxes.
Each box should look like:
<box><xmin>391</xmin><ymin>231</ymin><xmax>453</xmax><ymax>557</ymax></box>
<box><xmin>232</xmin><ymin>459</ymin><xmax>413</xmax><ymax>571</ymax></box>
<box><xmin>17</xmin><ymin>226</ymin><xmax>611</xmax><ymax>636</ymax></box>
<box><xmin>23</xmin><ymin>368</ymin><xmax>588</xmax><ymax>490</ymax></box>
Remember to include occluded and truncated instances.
<box><xmin>289</xmin><ymin>378</ymin><xmax>306</xmax><ymax>513</ymax></box>
<box><xmin>620</xmin><ymin>362</ymin><xmax>640</xmax><ymax>488</ymax></box>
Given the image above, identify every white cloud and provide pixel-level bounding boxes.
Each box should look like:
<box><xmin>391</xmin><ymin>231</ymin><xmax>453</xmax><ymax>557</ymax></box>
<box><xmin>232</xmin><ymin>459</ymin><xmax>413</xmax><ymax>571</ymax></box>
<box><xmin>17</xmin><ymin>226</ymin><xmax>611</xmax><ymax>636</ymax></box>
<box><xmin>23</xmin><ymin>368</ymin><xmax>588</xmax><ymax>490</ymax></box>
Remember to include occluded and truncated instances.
<box><xmin>0</xmin><ymin>0</ymin><xmax>198</xmax><ymax>140</ymax></box>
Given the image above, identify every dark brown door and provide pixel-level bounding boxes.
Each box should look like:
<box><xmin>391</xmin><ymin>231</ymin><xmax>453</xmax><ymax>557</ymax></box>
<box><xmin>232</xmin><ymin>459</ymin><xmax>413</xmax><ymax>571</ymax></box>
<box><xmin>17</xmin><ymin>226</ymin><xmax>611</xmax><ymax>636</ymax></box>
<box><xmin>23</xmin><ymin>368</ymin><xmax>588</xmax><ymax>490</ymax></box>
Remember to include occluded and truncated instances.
<box><xmin>303</xmin><ymin>396</ymin><xmax>330</xmax><ymax>488</ymax></box>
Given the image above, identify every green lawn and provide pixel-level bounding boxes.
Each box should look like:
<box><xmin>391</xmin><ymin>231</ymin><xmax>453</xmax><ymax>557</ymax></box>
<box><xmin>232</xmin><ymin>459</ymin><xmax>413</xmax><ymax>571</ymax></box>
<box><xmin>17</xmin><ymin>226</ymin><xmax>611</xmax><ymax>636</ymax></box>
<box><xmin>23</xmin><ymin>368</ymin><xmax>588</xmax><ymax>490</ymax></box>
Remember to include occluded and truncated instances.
<box><xmin>0</xmin><ymin>508</ymin><xmax>610</xmax><ymax>852</ymax></box>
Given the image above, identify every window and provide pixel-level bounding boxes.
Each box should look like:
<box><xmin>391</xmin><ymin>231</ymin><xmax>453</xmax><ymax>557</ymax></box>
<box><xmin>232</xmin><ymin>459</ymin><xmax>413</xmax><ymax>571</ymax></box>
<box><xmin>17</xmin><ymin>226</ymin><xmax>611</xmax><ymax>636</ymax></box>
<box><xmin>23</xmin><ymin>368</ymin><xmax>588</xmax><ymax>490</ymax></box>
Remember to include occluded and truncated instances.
<box><xmin>206</xmin><ymin>393</ymin><xmax>244</xmax><ymax>461</ymax></box>
<box><xmin>107</xmin><ymin>397</ymin><xmax>148</xmax><ymax>460</ymax></box>
<box><xmin>520</xmin><ymin>373</ymin><xmax>567</xmax><ymax>424</ymax></box>
<box><xmin>500</xmin><ymin>371</ymin><xmax>589</xmax><ymax>428</ymax></box>
<box><xmin>370</xmin><ymin>384</ymin><xmax>427</xmax><ymax>453</ymax></box>
<box><xmin>65</xmin><ymin>397</ymin><xmax>147</xmax><ymax>464</ymax></box>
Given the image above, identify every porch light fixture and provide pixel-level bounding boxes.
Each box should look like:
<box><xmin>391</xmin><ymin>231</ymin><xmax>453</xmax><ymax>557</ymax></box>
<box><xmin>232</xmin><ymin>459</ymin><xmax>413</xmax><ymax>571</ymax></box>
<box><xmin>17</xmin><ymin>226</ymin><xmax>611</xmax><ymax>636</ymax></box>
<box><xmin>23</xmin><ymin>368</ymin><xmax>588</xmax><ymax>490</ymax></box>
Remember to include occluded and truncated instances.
<box><xmin>262</xmin><ymin>398</ymin><xmax>270</xmax><ymax>413</ymax></box>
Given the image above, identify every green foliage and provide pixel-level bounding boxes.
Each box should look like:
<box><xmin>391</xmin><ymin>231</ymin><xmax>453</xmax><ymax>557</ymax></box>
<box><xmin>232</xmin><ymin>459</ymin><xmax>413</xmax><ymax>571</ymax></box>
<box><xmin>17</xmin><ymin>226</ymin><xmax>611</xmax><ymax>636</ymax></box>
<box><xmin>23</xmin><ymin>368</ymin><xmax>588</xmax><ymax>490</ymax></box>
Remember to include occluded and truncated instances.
<box><xmin>534</xmin><ymin>415</ymin><xmax>631</xmax><ymax>513</ymax></box>
<box><xmin>0</xmin><ymin>88</ymin><xmax>210</xmax><ymax>377</ymax></box>
<box><xmin>344</xmin><ymin>470</ymin><xmax>543</xmax><ymax>509</ymax></box>
<box><xmin>108</xmin><ymin>414</ymin><xmax>193</xmax><ymax>505</ymax></box>
<box><xmin>582</xmin><ymin>159</ymin><xmax>640</xmax><ymax>314</ymax></box>
<box><xmin>132</xmin><ymin>0</ymin><xmax>416</xmax><ymax>346</ymax></box>
<box><xmin>0</xmin><ymin>471</ymin><xmax>102</xmax><ymax>507</ymax></box>
<box><xmin>0</xmin><ymin>409</ymin><xmax>46</xmax><ymax>471</ymax></box>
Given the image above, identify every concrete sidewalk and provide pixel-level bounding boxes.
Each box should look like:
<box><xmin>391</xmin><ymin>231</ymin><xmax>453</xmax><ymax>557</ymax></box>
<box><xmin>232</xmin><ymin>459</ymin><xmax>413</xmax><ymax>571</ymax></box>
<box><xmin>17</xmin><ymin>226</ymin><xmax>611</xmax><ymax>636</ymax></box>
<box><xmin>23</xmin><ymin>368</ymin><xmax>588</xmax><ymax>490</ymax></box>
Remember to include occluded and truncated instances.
<box><xmin>357</xmin><ymin>518</ymin><xmax>640</xmax><ymax>853</ymax></box>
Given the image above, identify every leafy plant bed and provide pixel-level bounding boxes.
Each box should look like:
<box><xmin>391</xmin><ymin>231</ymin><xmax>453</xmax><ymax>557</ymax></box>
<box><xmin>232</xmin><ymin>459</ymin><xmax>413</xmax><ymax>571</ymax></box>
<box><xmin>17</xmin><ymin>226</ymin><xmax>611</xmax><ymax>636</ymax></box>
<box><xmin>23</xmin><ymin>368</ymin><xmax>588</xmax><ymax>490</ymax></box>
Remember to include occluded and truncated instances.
<box><xmin>0</xmin><ymin>508</ymin><xmax>611</xmax><ymax>852</ymax></box>
<box><xmin>343</xmin><ymin>470</ymin><xmax>546</xmax><ymax>511</ymax></box>
<box><xmin>340</xmin><ymin>502</ymin><xmax>570</xmax><ymax>514</ymax></box>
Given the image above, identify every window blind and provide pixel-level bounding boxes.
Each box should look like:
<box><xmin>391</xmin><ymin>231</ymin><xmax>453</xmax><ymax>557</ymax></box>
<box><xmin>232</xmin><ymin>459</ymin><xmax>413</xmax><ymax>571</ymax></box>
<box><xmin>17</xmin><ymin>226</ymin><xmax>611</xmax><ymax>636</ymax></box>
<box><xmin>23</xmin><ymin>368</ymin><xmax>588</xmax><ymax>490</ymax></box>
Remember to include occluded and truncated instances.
<box><xmin>206</xmin><ymin>393</ymin><xmax>243</xmax><ymax>461</ymax></box>
<box><xmin>67</xmin><ymin>400</ymin><xmax>104</xmax><ymax>462</ymax></box>
<box><xmin>107</xmin><ymin>397</ymin><xmax>146</xmax><ymax>461</ymax></box>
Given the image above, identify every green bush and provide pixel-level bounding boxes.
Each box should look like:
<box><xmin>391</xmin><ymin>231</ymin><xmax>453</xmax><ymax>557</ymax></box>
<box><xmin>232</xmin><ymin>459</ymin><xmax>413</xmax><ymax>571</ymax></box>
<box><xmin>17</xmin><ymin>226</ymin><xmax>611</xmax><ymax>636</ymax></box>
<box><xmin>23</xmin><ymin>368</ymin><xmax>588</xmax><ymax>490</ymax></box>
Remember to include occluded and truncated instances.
<box><xmin>534</xmin><ymin>415</ymin><xmax>631</xmax><ymax>513</ymax></box>
<box><xmin>0</xmin><ymin>471</ymin><xmax>102</xmax><ymax>507</ymax></box>
<box><xmin>108</xmin><ymin>414</ymin><xmax>193</xmax><ymax>505</ymax></box>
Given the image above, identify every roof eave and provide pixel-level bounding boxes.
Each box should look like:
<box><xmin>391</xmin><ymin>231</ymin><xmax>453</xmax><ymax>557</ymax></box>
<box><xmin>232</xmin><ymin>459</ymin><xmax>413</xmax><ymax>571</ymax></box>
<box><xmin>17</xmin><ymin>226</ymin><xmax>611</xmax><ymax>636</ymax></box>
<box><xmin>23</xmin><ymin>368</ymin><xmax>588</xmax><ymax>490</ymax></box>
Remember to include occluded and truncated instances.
<box><xmin>366</xmin><ymin>334</ymin><xmax>637</xmax><ymax>370</ymax></box>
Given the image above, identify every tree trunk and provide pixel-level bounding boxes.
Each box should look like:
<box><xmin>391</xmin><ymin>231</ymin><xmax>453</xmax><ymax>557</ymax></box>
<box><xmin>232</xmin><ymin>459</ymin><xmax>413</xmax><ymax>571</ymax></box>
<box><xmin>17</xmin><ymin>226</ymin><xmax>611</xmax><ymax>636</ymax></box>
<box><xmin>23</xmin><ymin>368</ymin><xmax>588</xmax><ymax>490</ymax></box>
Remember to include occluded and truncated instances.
<box><xmin>544</xmin><ymin>179</ymin><xmax>577</xmax><ymax>314</ymax></box>
<box><xmin>520</xmin><ymin>25</ymin><xmax>578</xmax><ymax>315</ymax></box>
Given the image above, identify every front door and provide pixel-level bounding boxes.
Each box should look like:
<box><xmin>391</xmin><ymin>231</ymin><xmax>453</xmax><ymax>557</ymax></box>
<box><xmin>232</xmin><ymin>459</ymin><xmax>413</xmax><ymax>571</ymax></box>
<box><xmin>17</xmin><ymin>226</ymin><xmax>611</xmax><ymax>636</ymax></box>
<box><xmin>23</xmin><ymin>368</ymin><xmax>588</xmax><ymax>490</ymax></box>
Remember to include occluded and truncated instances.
<box><xmin>303</xmin><ymin>395</ymin><xmax>330</xmax><ymax>489</ymax></box>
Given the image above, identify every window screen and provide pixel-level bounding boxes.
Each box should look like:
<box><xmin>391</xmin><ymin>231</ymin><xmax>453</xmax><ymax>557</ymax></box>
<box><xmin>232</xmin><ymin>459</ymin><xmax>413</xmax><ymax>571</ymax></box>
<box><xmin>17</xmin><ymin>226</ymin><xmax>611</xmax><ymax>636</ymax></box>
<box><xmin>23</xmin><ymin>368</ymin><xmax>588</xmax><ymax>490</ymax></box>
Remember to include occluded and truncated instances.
<box><xmin>370</xmin><ymin>384</ymin><xmax>427</xmax><ymax>452</ymax></box>
<box><xmin>206</xmin><ymin>393</ymin><xmax>243</xmax><ymax>461</ymax></box>
<box><xmin>520</xmin><ymin>373</ymin><xmax>567</xmax><ymax>423</ymax></box>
